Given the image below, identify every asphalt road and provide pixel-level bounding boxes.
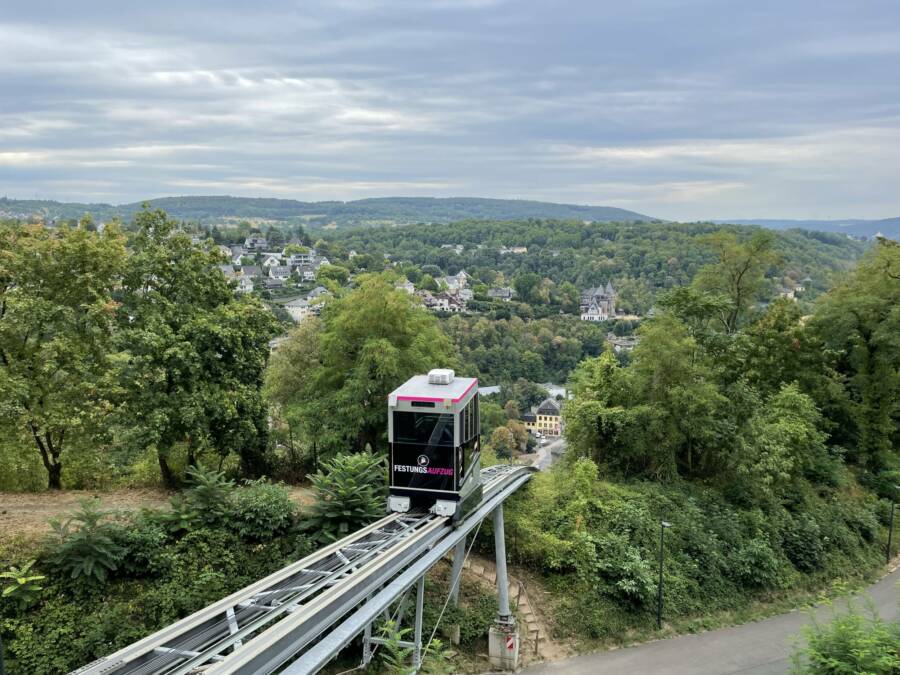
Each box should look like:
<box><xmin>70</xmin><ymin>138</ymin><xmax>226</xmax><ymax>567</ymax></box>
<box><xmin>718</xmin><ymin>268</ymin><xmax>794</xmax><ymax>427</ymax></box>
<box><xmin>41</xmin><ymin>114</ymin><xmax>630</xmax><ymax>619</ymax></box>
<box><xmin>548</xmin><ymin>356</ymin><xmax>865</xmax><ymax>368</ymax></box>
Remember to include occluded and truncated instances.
<box><xmin>523</xmin><ymin>564</ymin><xmax>900</xmax><ymax>675</ymax></box>
<box><xmin>532</xmin><ymin>437</ymin><xmax>566</xmax><ymax>471</ymax></box>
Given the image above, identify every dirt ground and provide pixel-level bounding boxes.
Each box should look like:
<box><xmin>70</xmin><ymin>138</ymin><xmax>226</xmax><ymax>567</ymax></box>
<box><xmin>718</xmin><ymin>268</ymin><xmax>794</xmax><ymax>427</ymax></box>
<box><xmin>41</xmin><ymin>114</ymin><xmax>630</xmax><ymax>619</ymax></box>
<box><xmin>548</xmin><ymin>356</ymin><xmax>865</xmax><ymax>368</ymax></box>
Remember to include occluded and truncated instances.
<box><xmin>0</xmin><ymin>485</ymin><xmax>316</xmax><ymax>542</ymax></box>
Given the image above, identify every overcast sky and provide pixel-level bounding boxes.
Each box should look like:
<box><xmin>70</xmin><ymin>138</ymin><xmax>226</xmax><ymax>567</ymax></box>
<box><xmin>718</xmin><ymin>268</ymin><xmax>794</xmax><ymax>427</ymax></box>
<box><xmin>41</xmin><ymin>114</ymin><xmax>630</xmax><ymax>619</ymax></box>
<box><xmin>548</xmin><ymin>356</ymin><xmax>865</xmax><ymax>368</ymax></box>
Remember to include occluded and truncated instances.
<box><xmin>2</xmin><ymin>0</ymin><xmax>899</xmax><ymax>220</ymax></box>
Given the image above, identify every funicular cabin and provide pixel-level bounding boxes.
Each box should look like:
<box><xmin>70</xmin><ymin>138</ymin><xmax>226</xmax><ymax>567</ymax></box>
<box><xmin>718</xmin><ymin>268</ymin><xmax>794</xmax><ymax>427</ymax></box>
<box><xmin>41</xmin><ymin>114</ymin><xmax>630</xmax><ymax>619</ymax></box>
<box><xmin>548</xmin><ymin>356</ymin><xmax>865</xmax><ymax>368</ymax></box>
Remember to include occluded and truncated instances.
<box><xmin>387</xmin><ymin>369</ymin><xmax>482</xmax><ymax>519</ymax></box>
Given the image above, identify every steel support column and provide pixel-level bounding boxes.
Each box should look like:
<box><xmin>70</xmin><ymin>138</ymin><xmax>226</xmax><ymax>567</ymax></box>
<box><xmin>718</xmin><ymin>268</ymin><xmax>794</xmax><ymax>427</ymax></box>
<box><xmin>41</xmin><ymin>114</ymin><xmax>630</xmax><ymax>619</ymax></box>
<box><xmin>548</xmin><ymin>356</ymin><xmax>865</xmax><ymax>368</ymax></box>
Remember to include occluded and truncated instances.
<box><xmin>413</xmin><ymin>576</ymin><xmax>426</xmax><ymax>669</ymax></box>
<box><xmin>493</xmin><ymin>504</ymin><xmax>512</xmax><ymax>623</ymax></box>
<box><xmin>449</xmin><ymin>538</ymin><xmax>466</xmax><ymax>606</ymax></box>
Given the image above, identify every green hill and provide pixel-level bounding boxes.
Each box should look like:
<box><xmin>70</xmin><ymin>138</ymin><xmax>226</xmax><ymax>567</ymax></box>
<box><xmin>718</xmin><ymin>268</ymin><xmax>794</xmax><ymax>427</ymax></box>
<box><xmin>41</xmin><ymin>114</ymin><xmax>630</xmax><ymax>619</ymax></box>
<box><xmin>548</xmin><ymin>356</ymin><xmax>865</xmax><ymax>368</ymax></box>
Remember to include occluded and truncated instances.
<box><xmin>0</xmin><ymin>195</ymin><xmax>652</xmax><ymax>226</ymax></box>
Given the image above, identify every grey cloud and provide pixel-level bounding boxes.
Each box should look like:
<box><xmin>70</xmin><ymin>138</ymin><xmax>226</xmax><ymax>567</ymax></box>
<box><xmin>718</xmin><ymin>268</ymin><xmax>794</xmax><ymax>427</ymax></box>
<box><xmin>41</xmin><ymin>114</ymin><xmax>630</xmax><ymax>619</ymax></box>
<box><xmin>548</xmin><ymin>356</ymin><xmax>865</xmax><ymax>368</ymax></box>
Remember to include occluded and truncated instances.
<box><xmin>1</xmin><ymin>0</ymin><xmax>899</xmax><ymax>219</ymax></box>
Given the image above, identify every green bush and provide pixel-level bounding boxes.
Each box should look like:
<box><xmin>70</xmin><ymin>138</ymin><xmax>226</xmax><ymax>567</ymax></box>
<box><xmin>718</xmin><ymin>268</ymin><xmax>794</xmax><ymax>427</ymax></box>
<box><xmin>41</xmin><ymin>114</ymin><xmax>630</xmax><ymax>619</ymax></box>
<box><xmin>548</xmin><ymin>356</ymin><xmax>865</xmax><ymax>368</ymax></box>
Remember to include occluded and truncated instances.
<box><xmin>43</xmin><ymin>499</ymin><xmax>126</xmax><ymax>585</ymax></box>
<box><xmin>783</xmin><ymin>514</ymin><xmax>825</xmax><ymax>572</ymax></box>
<box><xmin>727</xmin><ymin>539</ymin><xmax>781</xmax><ymax>588</ymax></box>
<box><xmin>110</xmin><ymin>519</ymin><xmax>170</xmax><ymax>577</ymax></box>
<box><xmin>227</xmin><ymin>479</ymin><xmax>297</xmax><ymax>541</ymax></box>
<box><xmin>183</xmin><ymin>465</ymin><xmax>236</xmax><ymax>527</ymax></box>
<box><xmin>790</xmin><ymin>599</ymin><xmax>900</xmax><ymax>674</ymax></box>
<box><xmin>301</xmin><ymin>453</ymin><xmax>387</xmax><ymax>543</ymax></box>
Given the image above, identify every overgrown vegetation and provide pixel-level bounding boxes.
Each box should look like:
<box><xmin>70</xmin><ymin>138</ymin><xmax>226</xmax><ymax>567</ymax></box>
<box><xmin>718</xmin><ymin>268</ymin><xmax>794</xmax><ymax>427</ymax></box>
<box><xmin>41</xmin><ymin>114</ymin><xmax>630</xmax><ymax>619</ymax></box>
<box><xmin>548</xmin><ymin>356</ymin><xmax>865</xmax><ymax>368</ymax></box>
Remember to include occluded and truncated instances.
<box><xmin>0</xmin><ymin>471</ymin><xmax>313</xmax><ymax>674</ymax></box>
<box><xmin>790</xmin><ymin>597</ymin><xmax>900</xmax><ymax>674</ymax></box>
<box><xmin>504</xmin><ymin>236</ymin><xmax>899</xmax><ymax>643</ymax></box>
<box><xmin>503</xmin><ymin>459</ymin><xmax>885</xmax><ymax>641</ymax></box>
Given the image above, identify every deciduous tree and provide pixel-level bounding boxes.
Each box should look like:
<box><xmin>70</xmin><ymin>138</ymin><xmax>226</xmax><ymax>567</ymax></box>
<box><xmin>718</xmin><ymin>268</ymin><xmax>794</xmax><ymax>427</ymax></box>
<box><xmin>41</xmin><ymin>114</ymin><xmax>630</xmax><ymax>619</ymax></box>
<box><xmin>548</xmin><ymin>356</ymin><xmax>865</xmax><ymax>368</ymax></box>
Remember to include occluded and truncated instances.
<box><xmin>0</xmin><ymin>221</ymin><xmax>125</xmax><ymax>488</ymax></box>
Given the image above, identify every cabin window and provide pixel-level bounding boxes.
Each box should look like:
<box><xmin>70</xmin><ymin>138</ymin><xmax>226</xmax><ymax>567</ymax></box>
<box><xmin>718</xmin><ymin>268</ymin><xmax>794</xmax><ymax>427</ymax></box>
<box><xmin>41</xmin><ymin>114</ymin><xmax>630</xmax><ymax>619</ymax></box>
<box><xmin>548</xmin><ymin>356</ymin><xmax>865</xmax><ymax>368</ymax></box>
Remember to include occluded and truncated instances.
<box><xmin>393</xmin><ymin>412</ymin><xmax>454</xmax><ymax>447</ymax></box>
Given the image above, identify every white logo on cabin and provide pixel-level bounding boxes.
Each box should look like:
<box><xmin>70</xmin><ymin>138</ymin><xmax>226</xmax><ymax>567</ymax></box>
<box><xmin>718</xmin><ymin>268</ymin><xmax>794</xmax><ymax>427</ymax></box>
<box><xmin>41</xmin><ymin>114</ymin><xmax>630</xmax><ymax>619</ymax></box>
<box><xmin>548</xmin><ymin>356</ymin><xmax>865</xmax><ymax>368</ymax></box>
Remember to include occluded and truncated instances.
<box><xmin>417</xmin><ymin>454</ymin><xmax>430</xmax><ymax>467</ymax></box>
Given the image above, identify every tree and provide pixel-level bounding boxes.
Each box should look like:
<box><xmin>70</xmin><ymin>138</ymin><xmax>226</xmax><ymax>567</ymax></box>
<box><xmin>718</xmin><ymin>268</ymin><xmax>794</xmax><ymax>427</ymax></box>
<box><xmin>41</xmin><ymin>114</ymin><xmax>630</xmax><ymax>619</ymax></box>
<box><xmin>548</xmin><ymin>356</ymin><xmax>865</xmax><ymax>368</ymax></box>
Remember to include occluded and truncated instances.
<box><xmin>419</xmin><ymin>274</ymin><xmax>439</xmax><ymax>292</ymax></box>
<box><xmin>114</xmin><ymin>208</ymin><xmax>277</xmax><ymax>487</ymax></box>
<box><xmin>266</xmin><ymin>275</ymin><xmax>458</xmax><ymax>456</ymax></box>
<box><xmin>514</xmin><ymin>272</ymin><xmax>541</xmax><ymax>304</ymax></box>
<box><xmin>316</xmin><ymin>263</ymin><xmax>350</xmax><ymax>285</ymax></box>
<box><xmin>479</xmin><ymin>400</ymin><xmax>507</xmax><ymax>438</ymax></box>
<box><xmin>810</xmin><ymin>238</ymin><xmax>900</xmax><ymax>469</ymax></box>
<box><xmin>694</xmin><ymin>231</ymin><xmax>779</xmax><ymax>333</ymax></box>
<box><xmin>489</xmin><ymin>426</ymin><xmax>516</xmax><ymax>458</ymax></box>
<box><xmin>504</xmin><ymin>400</ymin><xmax>519</xmax><ymax>419</ymax></box>
<box><xmin>0</xmin><ymin>221</ymin><xmax>125</xmax><ymax>488</ymax></box>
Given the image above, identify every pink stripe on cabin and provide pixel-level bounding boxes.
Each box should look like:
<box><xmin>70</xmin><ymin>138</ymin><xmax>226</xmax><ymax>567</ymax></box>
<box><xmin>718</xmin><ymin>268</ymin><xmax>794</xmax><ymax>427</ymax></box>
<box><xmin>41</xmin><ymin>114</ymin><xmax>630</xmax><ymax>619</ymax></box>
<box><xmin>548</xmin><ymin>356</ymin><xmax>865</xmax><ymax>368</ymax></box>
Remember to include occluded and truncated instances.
<box><xmin>395</xmin><ymin>378</ymin><xmax>478</xmax><ymax>404</ymax></box>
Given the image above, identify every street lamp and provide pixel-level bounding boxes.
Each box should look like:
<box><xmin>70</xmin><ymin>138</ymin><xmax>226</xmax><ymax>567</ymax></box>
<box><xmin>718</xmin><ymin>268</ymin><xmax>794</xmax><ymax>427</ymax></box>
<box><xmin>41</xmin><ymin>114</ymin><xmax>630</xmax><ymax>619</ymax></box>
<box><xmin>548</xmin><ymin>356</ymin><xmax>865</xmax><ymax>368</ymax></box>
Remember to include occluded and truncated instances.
<box><xmin>657</xmin><ymin>521</ymin><xmax>672</xmax><ymax>630</ymax></box>
<box><xmin>887</xmin><ymin>485</ymin><xmax>900</xmax><ymax>565</ymax></box>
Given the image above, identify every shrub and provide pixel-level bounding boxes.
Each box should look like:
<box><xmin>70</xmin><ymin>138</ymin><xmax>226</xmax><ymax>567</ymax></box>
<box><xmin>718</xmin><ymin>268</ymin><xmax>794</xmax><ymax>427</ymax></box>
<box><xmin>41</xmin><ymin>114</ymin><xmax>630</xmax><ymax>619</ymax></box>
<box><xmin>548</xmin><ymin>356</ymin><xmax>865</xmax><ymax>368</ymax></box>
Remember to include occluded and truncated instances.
<box><xmin>111</xmin><ymin>519</ymin><xmax>171</xmax><ymax>577</ymax></box>
<box><xmin>228</xmin><ymin>479</ymin><xmax>297</xmax><ymax>541</ymax></box>
<box><xmin>150</xmin><ymin>465</ymin><xmax>236</xmax><ymax>534</ymax></box>
<box><xmin>790</xmin><ymin>599</ymin><xmax>900</xmax><ymax>674</ymax></box>
<box><xmin>301</xmin><ymin>453</ymin><xmax>386</xmax><ymax>543</ymax></box>
<box><xmin>727</xmin><ymin>538</ymin><xmax>781</xmax><ymax>588</ymax></box>
<box><xmin>43</xmin><ymin>498</ymin><xmax>126</xmax><ymax>585</ymax></box>
<box><xmin>183</xmin><ymin>465</ymin><xmax>236</xmax><ymax>526</ymax></box>
<box><xmin>783</xmin><ymin>514</ymin><xmax>825</xmax><ymax>572</ymax></box>
<box><xmin>1</xmin><ymin>560</ymin><xmax>45</xmax><ymax>611</ymax></box>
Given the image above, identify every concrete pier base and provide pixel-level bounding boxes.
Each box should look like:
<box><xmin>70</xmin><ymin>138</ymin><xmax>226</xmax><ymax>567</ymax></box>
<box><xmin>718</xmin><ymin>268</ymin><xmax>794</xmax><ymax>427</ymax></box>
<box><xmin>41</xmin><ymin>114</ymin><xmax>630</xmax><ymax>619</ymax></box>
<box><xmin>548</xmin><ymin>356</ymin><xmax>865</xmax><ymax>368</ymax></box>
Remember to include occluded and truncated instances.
<box><xmin>488</xmin><ymin>624</ymin><xmax>519</xmax><ymax>671</ymax></box>
<box><xmin>488</xmin><ymin>623</ymin><xmax>519</xmax><ymax>670</ymax></box>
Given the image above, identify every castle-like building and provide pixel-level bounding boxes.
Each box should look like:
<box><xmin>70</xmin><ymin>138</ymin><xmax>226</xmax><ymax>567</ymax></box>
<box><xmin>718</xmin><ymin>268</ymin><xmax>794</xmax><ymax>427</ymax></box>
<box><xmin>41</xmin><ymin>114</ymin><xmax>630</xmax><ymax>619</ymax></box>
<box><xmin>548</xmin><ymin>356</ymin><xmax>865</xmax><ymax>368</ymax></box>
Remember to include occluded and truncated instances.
<box><xmin>579</xmin><ymin>281</ymin><xmax>617</xmax><ymax>321</ymax></box>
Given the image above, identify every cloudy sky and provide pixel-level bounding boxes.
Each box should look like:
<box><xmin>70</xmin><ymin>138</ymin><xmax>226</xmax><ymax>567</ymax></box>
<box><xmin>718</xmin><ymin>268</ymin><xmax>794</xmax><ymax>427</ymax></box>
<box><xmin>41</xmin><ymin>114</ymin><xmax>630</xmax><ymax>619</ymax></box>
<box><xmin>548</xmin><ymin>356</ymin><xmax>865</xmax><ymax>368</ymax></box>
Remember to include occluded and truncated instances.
<box><xmin>2</xmin><ymin>0</ymin><xmax>899</xmax><ymax>220</ymax></box>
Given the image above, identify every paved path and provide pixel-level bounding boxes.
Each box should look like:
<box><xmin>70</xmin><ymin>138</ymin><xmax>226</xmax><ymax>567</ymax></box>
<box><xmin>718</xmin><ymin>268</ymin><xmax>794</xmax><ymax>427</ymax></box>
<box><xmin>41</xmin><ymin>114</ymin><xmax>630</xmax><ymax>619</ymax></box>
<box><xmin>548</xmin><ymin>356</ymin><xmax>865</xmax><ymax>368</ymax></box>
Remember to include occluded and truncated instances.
<box><xmin>532</xmin><ymin>437</ymin><xmax>566</xmax><ymax>471</ymax></box>
<box><xmin>523</xmin><ymin>564</ymin><xmax>899</xmax><ymax>675</ymax></box>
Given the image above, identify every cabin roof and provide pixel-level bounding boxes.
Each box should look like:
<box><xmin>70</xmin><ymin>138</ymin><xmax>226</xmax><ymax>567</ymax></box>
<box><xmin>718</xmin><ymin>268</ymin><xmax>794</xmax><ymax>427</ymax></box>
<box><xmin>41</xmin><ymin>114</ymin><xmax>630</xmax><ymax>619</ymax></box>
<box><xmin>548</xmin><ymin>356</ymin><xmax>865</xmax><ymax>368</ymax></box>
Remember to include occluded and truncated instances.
<box><xmin>389</xmin><ymin>375</ymin><xmax>478</xmax><ymax>404</ymax></box>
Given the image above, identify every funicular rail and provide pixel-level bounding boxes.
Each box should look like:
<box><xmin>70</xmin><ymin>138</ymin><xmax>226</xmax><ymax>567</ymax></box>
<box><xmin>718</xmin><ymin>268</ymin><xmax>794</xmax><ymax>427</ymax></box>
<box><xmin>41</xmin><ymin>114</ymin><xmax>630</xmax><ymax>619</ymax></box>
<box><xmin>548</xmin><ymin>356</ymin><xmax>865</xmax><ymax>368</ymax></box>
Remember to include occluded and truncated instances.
<box><xmin>73</xmin><ymin>464</ymin><xmax>531</xmax><ymax>675</ymax></box>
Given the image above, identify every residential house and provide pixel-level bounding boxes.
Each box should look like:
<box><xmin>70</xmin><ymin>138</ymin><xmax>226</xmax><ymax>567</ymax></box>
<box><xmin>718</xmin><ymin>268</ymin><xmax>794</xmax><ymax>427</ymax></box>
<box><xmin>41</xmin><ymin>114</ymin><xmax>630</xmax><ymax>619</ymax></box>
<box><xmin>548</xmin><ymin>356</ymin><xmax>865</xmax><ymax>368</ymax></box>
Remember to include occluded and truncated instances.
<box><xmin>217</xmin><ymin>245</ymin><xmax>233</xmax><ymax>259</ymax></box>
<box><xmin>217</xmin><ymin>264</ymin><xmax>238</xmax><ymax>279</ymax></box>
<box><xmin>244</xmin><ymin>235</ymin><xmax>268</xmax><ymax>252</ymax></box>
<box><xmin>307</xmin><ymin>286</ymin><xmax>330</xmax><ymax>300</ymax></box>
<box><xmin>440</xmin><ymin>270</ymin><xmax>469</xmax><ymax>290</ymax></box>
<box><xmin>606</xmin><ymin>332</ymin><xmax>638</xmax><ymax>353</ymax></box>
<box><xmin>418</xmin><ymin>291</ymin><xmax>464</xmax><ymax>313</ymax></box>
<box><xmin>287</xmin><ymin>249</ymin><xmax>316</xmax><ymax>266</ymax></box>
<box><xmin>487</xmin><ymin>286</ymin><xmax>516</xmax><ymax>302</ymax></box>
<box><xmin>269</xmin><ymin>265</ymin><xmax>292</xmax><ymax>281</ymax></box>
<box><xmin>778</xmin><ymin>287</ymin><xmax>797</xmax><ymax>301</ymax></box>
<box><xmin>297</xmin><ymin>265</ymin><xmax>316</xmax><ymax>282</ymax></box>
<box><xmin>523</xmin><ymin>398</ymin><xmax>563</xmax><ymax>436</ymax></box>
<box><xmin>262</xmin><ymin>254</ymin><xmax>282</xmax><ymax>268</ymax></box>
<box><xmin>236</xmin><ymin>277</ymin><xmax>254</xmax><ymax>293</ymax></box>
<box><xmin>499</xmin><ymin>245</ymin><xmax>527</xmax><ymax>255</ymax></box>
<box><xmin>395</xmin><ymin>277</ymin><xmax>415</xmax><ymax>294</ymax></box>
<box><xmin>284</xmin><ymin>297</ymin><xmax>311</xmax><ymax>322</ymax></box>
<box><xmin>580</xmin><ymin>281</ymin><xmax>616</xmax><ymax>321</ymax></box>
<box><xmin>440</xmin><ymin>244</ymin><xmax>464</xmax><ymax>255</ymax></box>
<box><xmin>263</xmin><ymin>277</ymin><xmax>284</xmax><ymax>290</ymax></box>
<box><xmin>240</xmin><ymin>265</ymin><xmax>262</xmax><ymax>279</ymax></box>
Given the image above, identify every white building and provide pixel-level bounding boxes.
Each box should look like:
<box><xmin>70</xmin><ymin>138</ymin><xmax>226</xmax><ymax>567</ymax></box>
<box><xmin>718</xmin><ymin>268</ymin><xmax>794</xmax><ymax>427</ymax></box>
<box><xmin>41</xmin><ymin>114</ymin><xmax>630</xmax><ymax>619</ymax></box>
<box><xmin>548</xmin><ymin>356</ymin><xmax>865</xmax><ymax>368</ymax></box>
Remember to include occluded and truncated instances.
<box><xmin>395</xmin><ymin>277</ymin><xmax>415</xmax><ymax>294</ymax></box>
<box><xmin>284</xmin><ymin>297</ymin><xmax>311</xmax><ymax>322</ymax></box>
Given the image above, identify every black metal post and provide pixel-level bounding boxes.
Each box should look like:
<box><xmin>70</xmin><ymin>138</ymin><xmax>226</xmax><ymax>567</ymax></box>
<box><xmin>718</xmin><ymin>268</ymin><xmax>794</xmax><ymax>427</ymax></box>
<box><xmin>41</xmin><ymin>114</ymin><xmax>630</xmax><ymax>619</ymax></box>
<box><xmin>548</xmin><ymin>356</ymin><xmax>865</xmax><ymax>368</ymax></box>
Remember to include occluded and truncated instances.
<box><xmin>884</xmin><ymin>500</ymin><xmax>896</xmax><ymax>564</ymax></box>
<box><xmin>656</xmin><ymin>521</ymin><xmax>670</xmax><ymax>630</ymax></box>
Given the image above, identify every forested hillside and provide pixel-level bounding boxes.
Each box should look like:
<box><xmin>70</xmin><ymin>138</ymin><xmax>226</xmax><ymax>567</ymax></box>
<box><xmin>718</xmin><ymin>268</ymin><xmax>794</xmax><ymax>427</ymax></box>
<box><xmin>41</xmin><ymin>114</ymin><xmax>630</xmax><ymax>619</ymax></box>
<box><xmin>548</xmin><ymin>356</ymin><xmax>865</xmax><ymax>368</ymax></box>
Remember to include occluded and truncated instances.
<box><xmin>325</xmin><ymin>220</ymin><xmax>867</xmax><ymax>312</ymax></box>
<box><xmin>0</xmin><ymin>196</ymin><xmax>650</xmax><ymax>227</ymax></box>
